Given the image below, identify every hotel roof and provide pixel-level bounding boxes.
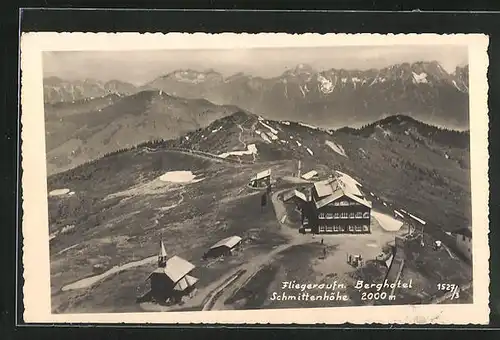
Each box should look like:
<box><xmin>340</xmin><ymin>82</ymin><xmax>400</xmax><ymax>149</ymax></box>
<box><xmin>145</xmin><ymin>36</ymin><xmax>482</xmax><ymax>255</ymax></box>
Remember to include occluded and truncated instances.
<box><xmin>313</xmin><ymin>179</ymin><xmax>341</xmax><ymax>198</ymax></box>
<box><xmin>314</xmin><ymin>179</ymin><xmax>372</xmax><ymax>209</ymax></box>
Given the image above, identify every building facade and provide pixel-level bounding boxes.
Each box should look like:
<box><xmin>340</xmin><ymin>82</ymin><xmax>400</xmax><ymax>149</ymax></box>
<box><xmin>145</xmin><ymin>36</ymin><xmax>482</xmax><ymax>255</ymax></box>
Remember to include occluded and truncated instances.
<box><xmin>455</xmin><ymin>226</ymin><xmax>472</xmax><ymax>262</ymax></box>
<box><xmin>302</xmin><ymin>177</ymin><xmax>372</xmax><ymax>234</ymax></box>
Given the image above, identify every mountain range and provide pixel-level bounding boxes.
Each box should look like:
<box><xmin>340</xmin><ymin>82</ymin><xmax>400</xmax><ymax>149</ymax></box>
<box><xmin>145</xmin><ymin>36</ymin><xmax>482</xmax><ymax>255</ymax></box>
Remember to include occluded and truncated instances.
<box><xmin>44</xmin><ymin>60</ymin><xmax>472</xmax><ymax>314</ymax></box>
<box><xmin>44</xmin><ymin>61</ymin><xmax>470</xmax><ymax>130</ymax></box>
<box><xmin>44</xmin><ymin>90</ymin><xmax>239</xmax><ymax>175</ymax></box>
<box><xmin>43</xmin><ymin>77</ymin><xmax>137</xmax><ymax>104</ymax></box>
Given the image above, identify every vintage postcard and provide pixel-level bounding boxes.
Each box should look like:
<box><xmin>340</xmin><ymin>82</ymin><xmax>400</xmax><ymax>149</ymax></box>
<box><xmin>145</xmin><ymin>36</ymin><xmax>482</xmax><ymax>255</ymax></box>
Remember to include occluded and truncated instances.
<box><xmin>20</xmin><ymin>32</ymin><xmax>490</xmax><ymax>324</ymax></box>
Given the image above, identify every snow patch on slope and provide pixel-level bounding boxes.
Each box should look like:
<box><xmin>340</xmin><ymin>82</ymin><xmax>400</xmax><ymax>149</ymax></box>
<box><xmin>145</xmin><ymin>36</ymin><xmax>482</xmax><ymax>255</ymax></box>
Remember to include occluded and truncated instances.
<box><xmin>299</xmin><ymin>85</ymin><xmax>306</xmax><ymax>97</ymax></box>
<box><xmin>372</xmin><ymin>211</ymin><xmax>404</xmax><ymax>232</ymax></box>
<box><xmin>219</xmin><ymin>144</ymin><xmax>258</xmax><ymax>158</ymax></box>
<box><xmin>259</xmin><ymin>121</ymin><xmax>279</xmax><ymax>135</ymax></box>
<box><xmin>452</xmin><ymin>80</ymin><xmax>466</xmax><ymax>92</ymax></box>
<box><xmin>325</xmin><ymin>140</ymin><xmax>347</xmax><ymax>157</ymax></box>
<box><xmin>412</xmin><ymin>72</ymin><xmax>428</xmax><ymax>84</ymax></box>
<box><xmin>298</xmin><ymin>122</ymin><xmax>319</xmax><ymax>130</ymax></box>
<box><xmin>268</xmin><ymin>132</ymin><xmax>279</xmax><ymax>140</ymax></box>
<box><xmin>49</xmin><ymin>188</ymin><xmax>71</xmax><ymax>197</ymax></box>
<box><xmin>259</xmin><ymin>132</ymin><xmax>272</xmax><ymax>143</ymax></box>
<box><xmin>159</xmin><ymin>171</ymin><xmax>198</xmax><ymax>183</ymax></box>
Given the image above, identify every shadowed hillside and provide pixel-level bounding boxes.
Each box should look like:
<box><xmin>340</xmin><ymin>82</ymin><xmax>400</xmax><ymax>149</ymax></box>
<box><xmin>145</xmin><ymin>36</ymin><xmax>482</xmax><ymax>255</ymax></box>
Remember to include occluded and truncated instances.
<box><xmin>44</xmin><ymin>90</ymin><xmax>240</xmax><ymax>175</ymax></box>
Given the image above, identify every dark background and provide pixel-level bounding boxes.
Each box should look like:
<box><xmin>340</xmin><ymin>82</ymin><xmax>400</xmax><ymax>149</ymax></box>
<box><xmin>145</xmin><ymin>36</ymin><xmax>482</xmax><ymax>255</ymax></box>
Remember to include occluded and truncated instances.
<box><xmin>2</xmin><ymin>2</ymin><xmax>500</xmax><ymax>339</ymax></box>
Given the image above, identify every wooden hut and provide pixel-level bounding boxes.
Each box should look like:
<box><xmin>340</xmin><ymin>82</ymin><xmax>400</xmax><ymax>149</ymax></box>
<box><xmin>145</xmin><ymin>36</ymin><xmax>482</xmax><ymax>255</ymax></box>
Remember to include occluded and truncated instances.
<box><xmin>249</xmin><ymin>169</ymin><xmax>271</xmax><ymax>188</ymax></box>
<box><xmin>203</xmin><ymin>236</ymin><xmax>242</xmax><ymax>259</ymax></box>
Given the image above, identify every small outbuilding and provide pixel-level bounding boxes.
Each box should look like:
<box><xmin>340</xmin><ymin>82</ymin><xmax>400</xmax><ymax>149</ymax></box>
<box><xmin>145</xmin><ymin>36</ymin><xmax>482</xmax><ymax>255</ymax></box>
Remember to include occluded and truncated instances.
<box><xmin>203</xmin><ymin>236</ymin><xmax>242</xmax><ymax>259</ymax></box>
<box><xmin>301</xmin><ymin>170</ymin><xmax>318</xmax><ymax>180</ymax></box>
<box><xmin>249</xmin><ymin>169</ymin><xmax>271</xmax><ymax>188</ymax></box>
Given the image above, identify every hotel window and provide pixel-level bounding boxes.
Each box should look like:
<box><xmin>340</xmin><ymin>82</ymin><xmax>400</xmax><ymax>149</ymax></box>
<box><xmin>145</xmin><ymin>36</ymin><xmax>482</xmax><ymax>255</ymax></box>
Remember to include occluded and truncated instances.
<box><xmin>355</xmin><ymin>225</ymin><xmax>362</xmax><ymax>232</ymax></box>
<box><xmin>363</xmin><ymin>225</ymin><xmax>369</xmax><ymax>232</ymax></box>
<box><xmin>340</xmin><ymin>212</ymin><xmax>349</xmax><ymax>219</ymax></box>
<box><xmin>340</xmin><ymin>200</ymin><xmax>349</xmax><ymax>206</ymax></box>
<box><xmin>348</xmin><ymin>225</ymin><xmax>354</xmax><ymax>232</ymax></box>
<box><xmin>333</xmin><ymin>201</ymin><xmax>340</xmax><ymax>206</ymax></box>
<box><xmin>319</xmin><ymin>225</ymin><xmax>326</xmax><ymax>232</ymax></box>
<box><xmin>363</xmin><ymin>212</ymin><xmax>370</xmax><ymax>218</ymax></box>
<box><xmin>318</xmin><ymin>213</ymin><xmax>325</xmax><ymax>219</ymax></box>
<box><xmin>333</xmin><ymin>213</ymin><xmax>339</xmax><ymax>219</ymax></box>
<box><xmin>326</xmin><ymin>213</ymin><xmax>334</xmax><ymax>219</ymax></box>
<box><xmin>349</xmin><ymin>212</ymin><xmax>355</xmax><ymax>219</ymax></box>
<box><xmin>355</xmin><ymin>212</ymin><xmax>363</xmax><ymax>219</ymax></box>
<box><xmin>326</xmin><ymin>225</ymin><xmax>333</xmax><ymax>232</ymax></box>
<box><xmin>333</xmin><ymin>225</ymin><xmax>339</xmax><ymax>232</ymax></box>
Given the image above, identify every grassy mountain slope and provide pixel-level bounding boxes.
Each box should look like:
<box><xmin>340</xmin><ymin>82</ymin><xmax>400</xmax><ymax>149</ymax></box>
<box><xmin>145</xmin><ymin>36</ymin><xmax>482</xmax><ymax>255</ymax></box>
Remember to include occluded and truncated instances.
<box><xmin>46</xmin><ymin>112</ymin><xmax>471</xmax><ymax>313</ymax></box>
<box><xmin>152</xmin><ymin>112</ymin><xmax>470</xmax><ymax>230</ymax></box>
<box><xmin>45</xmin><ymin>90</ymin><xmax>240</xmax><ymax>175</ymax></box>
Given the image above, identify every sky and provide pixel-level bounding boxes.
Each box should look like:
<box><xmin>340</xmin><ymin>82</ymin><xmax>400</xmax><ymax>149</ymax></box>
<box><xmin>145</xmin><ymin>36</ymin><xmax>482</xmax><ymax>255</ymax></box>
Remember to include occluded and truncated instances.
<box><xmin>43</xmin><ymin>45</ymin><xmax>468</xmax><ymax>86</ymax></box>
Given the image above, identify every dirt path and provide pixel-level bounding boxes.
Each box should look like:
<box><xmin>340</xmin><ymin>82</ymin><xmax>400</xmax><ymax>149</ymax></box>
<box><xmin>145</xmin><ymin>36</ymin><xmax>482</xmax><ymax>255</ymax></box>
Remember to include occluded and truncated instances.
<box><xmin>157</xmin><ymin>191</ymin><xmax>185</xmax><ymax>212</ymax></box>
<box><xmin>140</xmin><ymin>187</ymin><xmax>303</xmax><ymax>312</ymax></box>
<box><xmin>204</xmin><ymin>188</ymin><xmax>311</xmax><ymax>311</ymax></box>
<box><xmin>236</xmin><ymin>123</ymin><xmax>246</xmax><ymax>149</ymax></box>
<box><xmin>62</xmin><ymin>256</ymin><xmax>157</xmax><ymax>291</ymax></box>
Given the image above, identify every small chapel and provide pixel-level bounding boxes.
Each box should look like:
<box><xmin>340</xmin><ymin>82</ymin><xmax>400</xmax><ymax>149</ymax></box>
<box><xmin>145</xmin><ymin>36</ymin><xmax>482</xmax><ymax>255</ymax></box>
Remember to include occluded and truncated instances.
<box><xmin>146</xmin><ymin>241</ymin><xmax>198</xmax><ymax>303</ymax></box>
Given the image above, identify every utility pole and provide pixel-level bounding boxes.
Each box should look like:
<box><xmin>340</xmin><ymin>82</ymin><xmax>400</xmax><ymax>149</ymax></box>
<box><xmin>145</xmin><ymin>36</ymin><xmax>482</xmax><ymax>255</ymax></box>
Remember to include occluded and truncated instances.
<box><xmin>420</xmin><ymin>225</ymin><xmax>425</xmax><ymax>247</ymax></box>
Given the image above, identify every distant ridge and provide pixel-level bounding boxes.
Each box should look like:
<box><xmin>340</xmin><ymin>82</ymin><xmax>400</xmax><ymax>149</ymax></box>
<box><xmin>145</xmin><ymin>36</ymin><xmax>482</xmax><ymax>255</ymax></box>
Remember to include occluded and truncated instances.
<box><xmin>44</xmin><ymin>61</ymin><xmax>469</xmax><ymax>130</ymax></box>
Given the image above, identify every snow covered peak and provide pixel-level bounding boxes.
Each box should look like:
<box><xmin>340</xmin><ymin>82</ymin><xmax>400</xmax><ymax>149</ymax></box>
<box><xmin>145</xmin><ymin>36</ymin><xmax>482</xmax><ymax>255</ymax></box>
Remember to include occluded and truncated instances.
<box><xmin>283</xmin><ymin>63</ymin><xmax>316</xmax><ymax>78</ymax></box>
<box><xmin>166</xmin><ymin>69</ymin><xmax>223</xmax><ymax>84</ymax></box>
<box><xmin>317</xmin><ymin>74</ymin><xmax>334</xmax><ymax>94</ymax></box>
<box><xmin>412</xmin><ymin>72</ymin><xmax>429</xmax><ymax>84</ymax></box>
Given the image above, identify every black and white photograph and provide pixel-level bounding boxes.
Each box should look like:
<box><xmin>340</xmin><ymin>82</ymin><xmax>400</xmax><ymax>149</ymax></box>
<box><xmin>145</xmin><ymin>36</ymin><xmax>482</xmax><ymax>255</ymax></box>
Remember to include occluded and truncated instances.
<box><xmin>20</xmin><ymin>33</ymin><xmax>490</xmax><ymax>324</ymax></box>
